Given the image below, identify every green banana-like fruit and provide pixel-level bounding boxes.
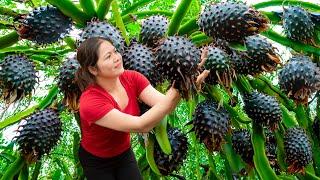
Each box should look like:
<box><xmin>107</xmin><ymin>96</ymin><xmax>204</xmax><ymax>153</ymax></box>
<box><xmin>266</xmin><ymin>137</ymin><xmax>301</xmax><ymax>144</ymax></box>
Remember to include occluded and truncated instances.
<box><xmin>146</xmin><ymin>135</ymin><xmax>161</xmax><ymax>176</ymax></box>
<box><xmin>154</xmin><ymin>116</ymin><xmax>172</xmax><ymax>155</ymax></box>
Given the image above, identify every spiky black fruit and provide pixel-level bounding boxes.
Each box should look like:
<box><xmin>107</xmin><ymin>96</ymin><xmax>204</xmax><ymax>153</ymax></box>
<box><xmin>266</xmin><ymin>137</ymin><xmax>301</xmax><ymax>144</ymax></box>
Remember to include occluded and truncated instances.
<box><xmin>154</xmin><ymin>128</ymin><xmax>188</xmax><ymax>175</ymax></box>
<box><xmin>198</xmin><ymin>2</ymin><xmax>268</xmax><ymax>42</ymax></box>
<box><xmin>284</xmin><ymin>127</ymin><xmax>312</xmax><ymax>174</ymax></box>
<box><xmin>140</xmin><ymin>15</ymin><xmax>168</xmax><ymax>48</ymax></box>
<box><xmin>245</xmin><ymin>35</ymin><xmax>281</xmax><ymax>72</ymax></box>
<box><xmin>232</xmin><ymin>129</ymin><xmax>254</xmax><ymax>165</ymax></box>
<box><xmin>189</xmin><ymin>99</ymin><xmax>230</xmax><ymax>151</ymax></box>
<box><xmin>203</xmin><ymin>47</ymin><xmax>236</xmax><ymax>88</ymax></box>
<box><xmin>156</xmin><ymin>36</ymin><xmax>200</xmax><ymax>99</ymax></box>
<box><xmin>313</xmin><ymin>116</ymin><xmax>320</xmax><ymax>140</ymax></box>
<box><xmin>0</xmin><ymin>55</ymin><xmax>37</xmax><ymax>104</ymax></box>
<box><xmin>279</xmin><ymin>56</ymin><xmax>320</xmax><ymax>105</ymax></box>
<box><xmin>283</xmin><ymin>6</ymin><xmax>315</xmax><ymax>43</ymax></box>
<box><xmin>57</xmin><ymin>55</ymin><xmax>81</xmax><ymax>111</ymax></box>
<box><xmin>15</xmin><ymin>108</ymin><xmax>62</xmax><ymax>163</ymax></box>
<box><xmin>77</xmin><ymin>20</ymin><xmax>125</xmax><ymax>54</ymax></box>
<box><xmin>123</xmin><ymin>43</ymin><xmax>160</xmax><ymax>86</ymax></box>
<box><xmin>243</xmin><ymin>91</ymin><xmax>282</xmax><ymax>130</ymax></box>
<box><xmin>16</xmin><ymin>6</ymin><xmax>72</xmax><ymax>45</ymax></box>
<box><xmin>231</xmin><ymin>51</ymin><xmax>264</xmax><ymax>75</ymax></box>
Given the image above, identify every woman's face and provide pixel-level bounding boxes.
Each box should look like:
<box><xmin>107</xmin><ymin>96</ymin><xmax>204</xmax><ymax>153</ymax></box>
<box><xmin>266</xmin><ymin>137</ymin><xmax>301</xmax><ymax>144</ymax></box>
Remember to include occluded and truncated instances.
<box><xmin>93</xmin><ymin>40</ymin><xmax>124</xmax><ymax>78</ymax></box>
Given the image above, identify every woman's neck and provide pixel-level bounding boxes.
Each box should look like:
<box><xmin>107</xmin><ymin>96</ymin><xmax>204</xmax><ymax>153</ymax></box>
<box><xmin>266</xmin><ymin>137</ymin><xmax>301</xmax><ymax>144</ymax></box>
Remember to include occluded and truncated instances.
<box><xmin>95</xmin><ymin>76</ymin><xmax>121</xmax><ymax>93</ymax></box>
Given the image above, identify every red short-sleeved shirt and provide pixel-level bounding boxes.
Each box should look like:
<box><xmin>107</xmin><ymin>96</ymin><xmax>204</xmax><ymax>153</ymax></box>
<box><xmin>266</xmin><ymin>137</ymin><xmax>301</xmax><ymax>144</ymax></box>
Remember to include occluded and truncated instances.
<box><xmin>79</xmin><ymin>70</ymin><xmax>150</xmax><ymax>158</ymax></box>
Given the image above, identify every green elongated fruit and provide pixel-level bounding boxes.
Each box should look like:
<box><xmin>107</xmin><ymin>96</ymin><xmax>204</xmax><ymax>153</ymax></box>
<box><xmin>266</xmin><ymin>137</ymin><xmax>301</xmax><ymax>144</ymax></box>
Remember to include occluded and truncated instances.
<box><xmin>154</xmin><ymin>116</ymin><xmax>172</xmax><ymax>154</ymax></box>
<box><xmin>146</xmin><ymin>135</ymin><xmax>161</xmax><ymax>175</ymax></box>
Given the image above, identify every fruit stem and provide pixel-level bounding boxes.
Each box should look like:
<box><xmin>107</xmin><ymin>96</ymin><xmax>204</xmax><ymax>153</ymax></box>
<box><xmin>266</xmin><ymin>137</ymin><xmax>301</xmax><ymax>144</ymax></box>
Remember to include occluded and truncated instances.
<box><xmin>261</xmin><ymin>30</ymin><xmax>320</xmax><ymax>59</ymax></box>
<box><xmin>187</xmin><ymin>98</ymin><xmax>202</xmax><ymax>180</ymax></box>
<box><xmin>222</xmin><ymin>135</ymin><xmax>244</xmax><ymax>173</ymax></box>
<box><xmin>252</xmin><ymin>123</ymin><xmax>279</xmax><ymax>180</ymax></box>
<box><xmin>253</xmin><ymin>0</ymin><xmax>320</xmax><ymax>12</ymax></box>
<box><xmin>167</xmin><ymin>0</ymin><xmax>193</xmax><ymax>36</ymax></box>
<box><xmin>260</xmin><ymin>11</ymin><xmax>282</xmax><ymax>24</ymax></box>
<box><xmin>294</xmin><ymin>104</ymin><xmax>308</xmax><ymax>129</ymax></box>
<box><xmin>80</xmin><ymin>0</ymin><xmax>96</xmax><ymax>17</ymax></box>
<box><xmin>31</xmin><ymin>161</ymin><xmax>41</xmax><ymax>180</ymax></box>
<box><xmin>18</xmin><ymin>163</ymin><xmax>29</xmax><ymax>180</ymax></box>
<box><xmin>0</xmin><ymin>155</ymin><xmax>25</xmax><ymax>180</ymax></box>
<box><xmin>46</xmin><ymin>0</ymin><xmax>91</xmax><ymax>26</ymax></box>
<box><xmin>274</xmin><ymin>130</ymin><xmax>287</xmax><ymax>172</ymax></box>
<box><xmin>64</xmin><ymin>37</ymin><xmax>77</xmax><ymax>50</ymax></box>
<box><xmin>0</xmin><ymin>6</ymin><xmax>19</xmax><ymax>17</ymax></box>
<box><xmin>96</xmin><ymin>0</ymin><xmax>113</xmax><ymax>20</ymax></box>
<box><xmin>234</xmin><ymin>75</ymin><xmax>253</xmax><ymax>94</ymax></box>
<box><xmin>280</xmin><ymin>105</ymin><xmax>299</xmax><ymax>128</ymax></box>
<box><xmin>0</xmin><ymin>31</ymin><xmax>19</xmax><ymax>49</ymax></box>
<box><xmin>207</xmin><ymin>153</ymin><xmax>222</xmax><ymax>180</ymax></box>
<box><xmin>178</xmin><ymin>18</ymin><xmax>198</xmax><ymax>35</ymax></box>
<box><xmin>121</xmin><ymin>0</ymin><xmax>156</xmax><ymax>16</ymax></box>
<box><xmin>111</xmin><ymin>0</ymin><xmax>130</xmax><ymax>46</ymax></box>
<box><xmin>120</xmin><ymin>10</ymin><xmax>173</xmax><ymax>24</ymax></box>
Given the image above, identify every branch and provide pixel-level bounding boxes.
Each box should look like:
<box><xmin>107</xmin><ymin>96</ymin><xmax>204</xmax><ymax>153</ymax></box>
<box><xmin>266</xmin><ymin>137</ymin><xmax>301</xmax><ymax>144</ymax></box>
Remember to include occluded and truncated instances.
<box><xmin>111</xmin><ymin>0</ymin><xmax>129</xmax><ymax>45</ymax></box>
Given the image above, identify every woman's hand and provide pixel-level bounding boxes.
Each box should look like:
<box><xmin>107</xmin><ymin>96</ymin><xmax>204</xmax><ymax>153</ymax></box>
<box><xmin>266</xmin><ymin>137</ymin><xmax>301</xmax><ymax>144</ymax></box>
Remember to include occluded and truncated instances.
<box><xmin>196</xmin><ymin>47</ymin><xmax>210</xmax><ymax>90</ymax></box>
<box><xmin>165</xmin><ymin>82</ymin><xmax>181</xmax><ymax>113</ymax></box>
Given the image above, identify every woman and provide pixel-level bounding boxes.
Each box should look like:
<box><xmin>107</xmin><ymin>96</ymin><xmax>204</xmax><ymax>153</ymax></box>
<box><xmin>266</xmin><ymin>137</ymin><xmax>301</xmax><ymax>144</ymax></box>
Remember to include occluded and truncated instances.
<box><xmin>75</xmin><ymin>37</ymin><xmax>208</xmax><ymax>180</ymax></box>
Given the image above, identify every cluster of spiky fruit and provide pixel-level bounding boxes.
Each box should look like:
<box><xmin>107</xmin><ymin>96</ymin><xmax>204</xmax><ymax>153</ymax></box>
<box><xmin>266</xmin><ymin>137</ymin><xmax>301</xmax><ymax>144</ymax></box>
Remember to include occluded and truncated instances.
<box><xmin>16</xmin><ymin>5</ymin><xmax>72</xmax><ymax>45</ymax></box>
<box><xmin>123</xmin><ymin>43</ymin><xmax>159</xmax><ymax>86</ymax></box>
<box><xmin>283</xmin><ymin>6</ymin><xmax>315</xmax><ymax>44</ymax></box>
<box><xmin>15</xmin><ymin>108</ymin><xmax>62</xmax><ymax>163</ymax></box>
<box><xmin>0</xmin><ymin>55</ymin><xmax>37</xmax><ymax>104</ymax></box>
<box><xmin>284</xmin><ymin>127</ymin><xmax>312</xmax><ymax>173</ymax></box>
<box><xmin>198</xmin><ymin>2</ymin><xmax>268</xmax><ymax>42</ymax></box>
<box><xmin>57</xmin><ymin>55</ymin><xmax>81</xmax><ymax>111</ymax></box>
<box><xmin>232</xmin><ymin>129</ymin><xmax>254</xmax><ymax>165</ymax></box>
<box><xmin>77</xmin><ymin>20</ymin><xmax>125</xmax><ymax>54</ymax></box>
<box><xmin>188</xmin><ymin>99</ymin><xmax>230</xmax><ymax>151</ymax></box>
<box><xmin>243</xmin><ymin>91</ymin><xmax>282</xmax><ymax>130</ymax></box>
<box><xmin>153</xmin><ymin>128</ymin><xmax>188</xmax><ymax>175</ymax></box>
<box><xmin>155</xmin><ymin>36</ymin><xmax>200</xmax><ymax>99</ymax></box>
<box><xmin>140</xmin><ymin>15</ymin><xmax>168</xmax><ymax>48</ymax></box>
<box><xmin>279</xmin><ymin>55</ymin><xmax>320</xmax><ymax>104</ymax></box>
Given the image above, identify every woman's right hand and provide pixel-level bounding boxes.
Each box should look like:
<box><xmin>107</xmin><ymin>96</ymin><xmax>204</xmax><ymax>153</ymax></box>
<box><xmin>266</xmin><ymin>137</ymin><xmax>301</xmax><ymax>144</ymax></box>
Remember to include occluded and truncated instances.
<box><xmin>164</xmin><ymin>84</ymin><xmax>181</xmax><ymax>113</ymax></box>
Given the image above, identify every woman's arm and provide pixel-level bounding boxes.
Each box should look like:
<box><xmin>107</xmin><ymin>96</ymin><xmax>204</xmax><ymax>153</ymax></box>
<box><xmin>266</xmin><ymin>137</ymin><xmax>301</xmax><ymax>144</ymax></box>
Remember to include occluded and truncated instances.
<box><xmin>94</xmin><ymin>87</ymin><xmax>180</xmax><ymax>133</ymax></box>
<box><xmin>139</xmin><ymin>85</ymin><xmax>165</xmax><ymax>107</ymax></box>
